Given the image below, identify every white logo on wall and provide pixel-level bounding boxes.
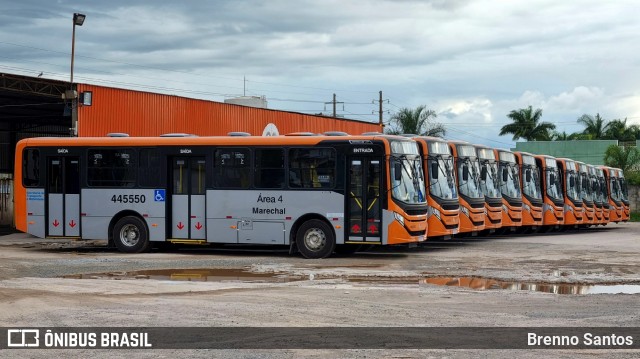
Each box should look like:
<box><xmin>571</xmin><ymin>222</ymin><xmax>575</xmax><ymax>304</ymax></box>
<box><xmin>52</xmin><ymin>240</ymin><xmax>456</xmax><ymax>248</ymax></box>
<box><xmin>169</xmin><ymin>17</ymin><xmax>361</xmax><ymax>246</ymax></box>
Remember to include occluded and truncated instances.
<box><xmin>262</xmin><ymin>123</ymin><xmax>280</xmax><ymax>137</ymax></box>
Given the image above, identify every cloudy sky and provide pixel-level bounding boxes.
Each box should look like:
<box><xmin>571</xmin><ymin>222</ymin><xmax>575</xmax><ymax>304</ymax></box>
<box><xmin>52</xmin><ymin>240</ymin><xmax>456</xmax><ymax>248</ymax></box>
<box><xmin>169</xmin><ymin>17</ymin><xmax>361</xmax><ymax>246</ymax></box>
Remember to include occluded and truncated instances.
<box><xmin>2</xmin><ymin>0</ymin><xmax>639</xmax><ymax>147</ymax></box>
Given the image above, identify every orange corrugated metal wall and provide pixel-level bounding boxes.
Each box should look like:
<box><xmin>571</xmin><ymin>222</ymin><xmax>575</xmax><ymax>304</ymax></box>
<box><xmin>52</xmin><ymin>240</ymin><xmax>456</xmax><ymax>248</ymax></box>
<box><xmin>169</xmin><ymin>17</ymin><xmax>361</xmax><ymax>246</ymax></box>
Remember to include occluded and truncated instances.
<box><xmin>77</xmin><ymin>85</ymin><xmax>380</xmax><ymax>137</ymax></box>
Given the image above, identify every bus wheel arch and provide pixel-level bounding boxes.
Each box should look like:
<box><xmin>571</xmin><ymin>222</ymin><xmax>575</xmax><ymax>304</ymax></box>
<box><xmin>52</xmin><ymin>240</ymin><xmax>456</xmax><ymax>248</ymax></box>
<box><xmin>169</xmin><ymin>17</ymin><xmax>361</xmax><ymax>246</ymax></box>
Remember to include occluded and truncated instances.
<box><xmin>291</xmin><ymin>214</ymin><xmax>336</xmax><ymax>259</ymax></box>
<box><xmin>109</xmin><ymin>211</ymin><xmax>151</xmax><ymax>253</ymax></box>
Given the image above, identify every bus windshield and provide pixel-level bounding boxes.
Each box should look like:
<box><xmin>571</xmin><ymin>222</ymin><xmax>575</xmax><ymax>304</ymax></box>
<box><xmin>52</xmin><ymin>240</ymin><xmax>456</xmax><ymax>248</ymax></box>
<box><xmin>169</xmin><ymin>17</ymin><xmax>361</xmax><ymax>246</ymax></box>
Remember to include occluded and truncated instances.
<box><xmin>479</xmin><ymin>159</ymin><xmax>500</xmax><ymax>199</ymax></box>
<box><xmin>565</xmin><ymin>169</ymin><xmax>580</xmax><ymax>201</ymax></box>
<box><xmin>579</xmin><ymin>171</ymin><xmax>592</xmax><ymax>202</ymax></box>
<box><xmin>546</xmin><ymin>167</ymin><xmax>563</xmax><ymax>201</ymax></box>
<box><xmin>477</xmin><ymin>148</ymin><xmax>500</xmax><ymax>199</ymax></box>
<box><xmin>598</xmin><ymin>172</ymin><xmax>607</xmax><ymax>203</ymax></box>
<box><xmin>499</xmin><ymin>161</ymin><xmax>521</xmax><ymax>199</ymax></box>
<box><xmin>457</xmin><ymin>156</ymin><xmax>483</xmax><ymax>199</ymax></box>
<box><xmin>427</xmin><ymin>154</ymin><xmax>457</xmax><ymax>200</ymax></box>
<box><xmin>610</xmin><ymin>176</ymin><xmax>622</xmax><ymax>202</ymax></box>
<box><xmin>522</xmin><ymin>165</ymin><xmax>542</xmax><ymax>200</ymax></box>
<box><xmin>390</xmin><ymin>143</ymin><xmax>426</xmax><ymax>205</ymax></box>
<box><xmin>620</xmin><ymin>176</ymin><xmax>629</xmax><ymax>202</ymax></box>
<box><xmin>589</xmin><ymin>171</ymin><xmax>602</xmax><ymax>203</ymax></box>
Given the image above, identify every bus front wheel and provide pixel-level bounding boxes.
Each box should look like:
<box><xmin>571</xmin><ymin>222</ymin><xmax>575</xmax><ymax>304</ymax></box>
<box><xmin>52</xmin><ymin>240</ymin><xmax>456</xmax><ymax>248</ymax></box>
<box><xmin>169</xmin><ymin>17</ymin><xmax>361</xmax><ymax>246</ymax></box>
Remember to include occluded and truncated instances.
<box><xmin>113</xmin><ymin>216</ymin><xmax>150</xmax><ymax>253</ymax></box>
<box><xmin>296</xmin><ymin>219</ymin><xmax>335</xmax><ymax>259</ymax></box>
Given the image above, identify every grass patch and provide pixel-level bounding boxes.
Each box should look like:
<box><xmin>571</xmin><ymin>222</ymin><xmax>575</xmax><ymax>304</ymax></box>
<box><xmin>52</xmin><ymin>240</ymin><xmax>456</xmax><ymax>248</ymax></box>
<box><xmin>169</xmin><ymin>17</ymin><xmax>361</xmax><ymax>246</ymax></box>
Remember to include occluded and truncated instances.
<box><xmin>631</xmin><ymin>211</ymin><xmax>640</xmax><ymax>222</ymax></box>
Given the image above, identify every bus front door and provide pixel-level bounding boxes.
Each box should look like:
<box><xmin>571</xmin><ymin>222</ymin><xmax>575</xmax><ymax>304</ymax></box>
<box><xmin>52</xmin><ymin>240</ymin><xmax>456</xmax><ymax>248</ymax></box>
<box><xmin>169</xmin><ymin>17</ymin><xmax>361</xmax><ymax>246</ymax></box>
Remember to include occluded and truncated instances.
<box><xmin>46</xmin><ymin>157</ymin><xmax>80</xmax><ymax>237</ymax></box>
<box><xmin>170</xmin><ymin>157</ymin><xmax>206</xmax><ymax>240</ymax></box>
<box><xmin>347</xmin><ymin>158</ymin><xmax>382</xmax><ymax>243</ymax></box>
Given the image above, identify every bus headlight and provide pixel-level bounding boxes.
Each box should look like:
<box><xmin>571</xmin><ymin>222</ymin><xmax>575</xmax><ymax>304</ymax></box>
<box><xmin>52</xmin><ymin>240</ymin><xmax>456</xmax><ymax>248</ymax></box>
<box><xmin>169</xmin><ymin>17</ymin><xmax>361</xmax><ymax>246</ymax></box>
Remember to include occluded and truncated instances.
<box><xmin>394</xmin><ymin>212</ymin><xmax>405</xmax><ymax>226</ymax></box>
<box><xmin>502</xmin><ymin>204</ymin><xmax>508</xmax><ymax>213</ymax></box>
<box><xmin>432</xmin><ymin>208</ymin><xmax>441</xmax><ymax>220</ymax></box>
<box><xmin>460</xmin><ymin>206</ymin><xmax>469</xmax><ymax>217</ymax></box>
<box><xmin>564</xmin><ymin>204</ymin><xmax>574</xmax><ymax>213</ymax></box>
<box><xmin>523</xmin><ymin>203</ymin><xmax>531</xmax><ymax>212</ymax></box>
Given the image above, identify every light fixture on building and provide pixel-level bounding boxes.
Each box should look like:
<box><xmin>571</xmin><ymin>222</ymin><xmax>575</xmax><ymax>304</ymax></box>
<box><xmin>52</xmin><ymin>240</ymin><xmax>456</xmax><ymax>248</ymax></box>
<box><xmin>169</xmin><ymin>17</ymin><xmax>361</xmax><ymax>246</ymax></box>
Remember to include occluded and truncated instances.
<box><xmin>80</xmin><ymin>91</ymin><xmax>92</xmax><ymax>106</ymax></box>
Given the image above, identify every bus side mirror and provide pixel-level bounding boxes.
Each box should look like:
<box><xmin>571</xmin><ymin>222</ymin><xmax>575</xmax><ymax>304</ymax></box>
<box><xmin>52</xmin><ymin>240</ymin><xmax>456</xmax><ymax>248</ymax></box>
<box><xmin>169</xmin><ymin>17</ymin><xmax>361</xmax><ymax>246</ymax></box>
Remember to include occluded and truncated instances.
<box><xmin>394</xmin><ymin>162</ymin><xmax>402</xmax><ymax>181</ymax></box>
<box><xmin>525</xmin><ymin>169</ymin><xmax>531</xmax><ymax>183</ymax></box>
<box><xmin>480</xmin><ymin>166</ymin><xmax>487</xmax><ymax>181</ymax></box>
<box><xmin>462</xmin><ymin>165</ymin><xmax>469</xmax><ymax>181</ymax></box>
<box><xmin>431</xmin><ymin>162</ymin><xmax>438</xmax><ymax>180</ymax></box>
<box><xmin>550</xmin><ymin>174</ymin><xmax>556</xmax><ymax>186</ymax></box>
<box><xmin>502</xmin><ymin>168</ymin><xmax>508</xmax><ymax>182</ymax></box>
<box><xmin>569</xmin><ymin>176</ymin><xmax>575</xmax><ymax>188</ymax></box>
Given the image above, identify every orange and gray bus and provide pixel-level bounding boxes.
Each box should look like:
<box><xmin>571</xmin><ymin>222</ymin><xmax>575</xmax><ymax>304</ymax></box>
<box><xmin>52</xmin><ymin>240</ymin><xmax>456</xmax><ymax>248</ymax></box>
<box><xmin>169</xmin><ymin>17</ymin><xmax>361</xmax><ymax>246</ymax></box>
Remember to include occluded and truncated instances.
<box><xmin>557</xmin><ymin>158</ymin><xmax>584</xmax><ymax>228</ymax></box>
<box><xmin>534</xmin><ymin>155</ymin><xmax>564</xmax><ymax>230</ymax></box>
<box><xmin>596</xmin><ymin>167</ymin><xmax>611</xmax><ymax>224</ymax></box>
<box><xmin>14</xmin><ymin>134</ymin><xmax>428</xmax><ymax>258</ymax></box>
<box><xmin>413</xmin><ymin>136</ymin><xmax>460</xmax><ymax>239</ymax></box>
<box><xmin>448</xmin><ymin>141</ymin><xmax>485</xmax><ymax>236</ymax></box>
<box><xmin>587</xmin><ymin>164</ymin><xmax>605</xmax><ymax>225</ymax></box>
<box><xmin>514</xmin><ymin>151</ymin><xmax>543</xmax><ymax>232</ymax></box>
<box><xmin>475</xmin><ymin>144</ymin><xmax>503</xmax><ymax>233</ymax></box>
<box><xmin>576</xmin><ymin>161</ymin><xmax>595</xmax><ymax>225</ymax></box>
<box><xmin>615</xmin><ymin>168</ymin><xmax>630</xmax><ymax>222</ymax></box>
<box><xmin>601</xmin><ymin>166</ymin><xmax>623</xmax><ymax>223</ymax></box>
<box><xmin>494</xmin><ymin>149</ymin><xmax>522</xmax><ymax>233</ymax></box>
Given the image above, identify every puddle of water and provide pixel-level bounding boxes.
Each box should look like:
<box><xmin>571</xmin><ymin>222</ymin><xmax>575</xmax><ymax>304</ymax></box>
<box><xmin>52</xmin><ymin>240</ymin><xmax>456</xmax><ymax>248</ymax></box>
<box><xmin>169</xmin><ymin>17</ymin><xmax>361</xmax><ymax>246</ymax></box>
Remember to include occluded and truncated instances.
<box><xmin>63</xmin><ymin>268</ymin><xmax>300</xmax><ymax>283</ymax></box>
<box><xmin>419</xmin><ymin>277</ymin><xmax>640</xmax><ymax>295</ymax></box>
<box><xmin>62</xmin><ymin>269</ymin><xmax>640</xmax><ymax>295</ymax></box>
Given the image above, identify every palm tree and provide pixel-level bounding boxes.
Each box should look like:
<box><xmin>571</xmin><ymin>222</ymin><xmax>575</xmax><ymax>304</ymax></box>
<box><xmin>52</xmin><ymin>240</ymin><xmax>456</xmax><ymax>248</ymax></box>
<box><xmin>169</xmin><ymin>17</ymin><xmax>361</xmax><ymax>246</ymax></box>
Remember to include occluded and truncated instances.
<box><xmin>604</xmin><ymin>145</ymin><xmax>640</xmax><ymax>173</ymax></box>
<box><xmin>386</xmin><ymin>105</ymin><xmax>446</xmax><ymax>137</ymax></box>
<box><xmin>499</xmin><ymin>106</ymin><xmax>556</xmax><ymax>141</ymax></box>
<box><xmin>577</xmin><ymin>113</ymin><xmax>607</xmax><ymax>139</ymax></box>
<box><xmin>604</xmin><ymin>118</ymin><xmax>640</xmax><ymax>141</ymax></box>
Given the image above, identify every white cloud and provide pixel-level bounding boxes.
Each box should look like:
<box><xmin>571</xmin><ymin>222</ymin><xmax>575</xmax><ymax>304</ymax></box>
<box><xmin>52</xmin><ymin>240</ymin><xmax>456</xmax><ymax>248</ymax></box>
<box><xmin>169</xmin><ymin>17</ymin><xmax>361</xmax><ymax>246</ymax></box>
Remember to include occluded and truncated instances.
<box><xmin>546</xmin><ymin>87</ymin><xmax>605</xmax><ymax>111</ymax></box>
<box><xmin>438</xmin><ymin>98</ymin><xmax>493</xmax><ymax>123</ymax></box>
<box><xmin>2</xmin><ymin>0</ymin><xmax>640</xmax><ymax>148</ymax></box>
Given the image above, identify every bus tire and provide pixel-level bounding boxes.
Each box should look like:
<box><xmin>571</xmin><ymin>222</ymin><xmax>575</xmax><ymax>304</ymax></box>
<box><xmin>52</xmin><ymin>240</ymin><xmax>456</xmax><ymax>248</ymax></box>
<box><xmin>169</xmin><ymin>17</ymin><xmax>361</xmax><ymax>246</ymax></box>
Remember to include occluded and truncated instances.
<box><xmin>296</xmin><ymin>219</ymin><xmax>335</xmax><ymax>259</ymax></box>
<box><xmin>112</xmin><ymin>216</ymin><xmax>150</xmax><ymax>253</ymax></box>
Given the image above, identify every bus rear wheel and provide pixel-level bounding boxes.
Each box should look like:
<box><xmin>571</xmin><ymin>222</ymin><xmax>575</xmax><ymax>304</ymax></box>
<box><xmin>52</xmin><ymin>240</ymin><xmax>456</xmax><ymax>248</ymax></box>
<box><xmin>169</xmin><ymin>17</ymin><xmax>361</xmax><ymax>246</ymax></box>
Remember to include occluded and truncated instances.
<box><xmin>113</xmin><ymin>216</ymin><xmax>150</xmax><ymax>253</ymax></box>
<box><xmin>296</xmin><ymin>219</ymin><xmax>335</xmax><ymax>259</ymax></box>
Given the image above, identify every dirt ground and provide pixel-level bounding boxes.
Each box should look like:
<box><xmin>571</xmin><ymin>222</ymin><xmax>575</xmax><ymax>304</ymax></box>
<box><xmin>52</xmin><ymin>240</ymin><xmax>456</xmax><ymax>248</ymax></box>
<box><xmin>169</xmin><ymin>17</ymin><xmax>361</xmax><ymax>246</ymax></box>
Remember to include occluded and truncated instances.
<box><xmin>0</xmin><ymin>222</ymin><xmax>639</xmax><ymax>358</ymax></box>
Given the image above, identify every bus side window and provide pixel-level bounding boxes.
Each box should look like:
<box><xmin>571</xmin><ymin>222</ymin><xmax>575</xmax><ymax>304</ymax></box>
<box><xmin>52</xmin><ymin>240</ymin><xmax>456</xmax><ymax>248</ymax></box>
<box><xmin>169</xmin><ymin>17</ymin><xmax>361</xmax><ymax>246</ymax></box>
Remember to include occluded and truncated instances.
<box><xmin>288</xmin><ymin>148</ymin><xmax>336</xmax><ymax>189</ymax></box>
<box><xmin>23</xmin><ymin>149</ymin><xmax>40</xmax><ymax>187</ymax></box>
<box><xmin>255</xmin><ymin>148</ymin><xmax>284</xmax><ymax>189</ymax></box>
<box><xmin>139</xmin><ymin>148</ymin><xmax>161</xmax><ymax>188</ymax></box>
<box><xmin>214</xmin><ymin>148</ymin><xmax>250</xmax><ymax>189</ymax></box>
<box><xmin>87</xmin><ymin>149</ymin><xmax>136</xmax><ymax>187</ymax></box>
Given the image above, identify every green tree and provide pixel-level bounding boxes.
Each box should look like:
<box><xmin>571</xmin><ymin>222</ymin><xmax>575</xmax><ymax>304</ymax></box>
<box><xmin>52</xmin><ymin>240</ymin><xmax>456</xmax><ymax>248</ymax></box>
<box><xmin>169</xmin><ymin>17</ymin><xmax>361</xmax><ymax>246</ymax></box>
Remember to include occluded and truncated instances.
<box><xmin>603</xmin><ymin>145</ymin><xmax>640</xmax><ymax>173</ymax></box>
<box><xmin>552</xmin><ymin>131</ymin><xmax>587</xmax><ymax>141</ymax></box>
<box><xmin>577</xmin><ymin>113</ymin><xmax>608</xmax><ymax>139</ymax></box>
<box><xmin>604</xmin><ymin>118</ymin><xmax>640</xmax><ymax>141</ymax></box>
<box><xmin>386</xmin><ymin>105</ymin><xmax>446</xmax><ymax>137</ymax></box>
<box><xmin>499</xmin><ymin>106</ymin><xmax>556</xmax><ymax>141</ymax></box>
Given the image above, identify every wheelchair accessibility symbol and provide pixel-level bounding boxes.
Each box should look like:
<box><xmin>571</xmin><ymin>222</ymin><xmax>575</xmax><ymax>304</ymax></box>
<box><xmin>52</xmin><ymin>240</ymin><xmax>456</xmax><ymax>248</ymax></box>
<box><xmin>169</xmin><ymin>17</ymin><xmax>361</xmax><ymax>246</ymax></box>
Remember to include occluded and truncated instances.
<box><xmin>154</xmin><ymin>190</ymin><xmax>166</xmax><ymax>202</ymax></box>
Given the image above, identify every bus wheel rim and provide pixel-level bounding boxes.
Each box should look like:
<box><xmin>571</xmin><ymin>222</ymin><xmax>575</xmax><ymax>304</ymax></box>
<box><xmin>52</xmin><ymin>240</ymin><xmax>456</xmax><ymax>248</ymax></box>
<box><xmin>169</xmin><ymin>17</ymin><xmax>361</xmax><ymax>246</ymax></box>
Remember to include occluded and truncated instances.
<box><xmin>303</xmin><ymin>228</ymin><xmax>326</xmax><ymax>252</ymax></box>
<box><xmin>120</xmin><ymin>224</ymin><xmax>140</xmax><ymax>246</ymax></box>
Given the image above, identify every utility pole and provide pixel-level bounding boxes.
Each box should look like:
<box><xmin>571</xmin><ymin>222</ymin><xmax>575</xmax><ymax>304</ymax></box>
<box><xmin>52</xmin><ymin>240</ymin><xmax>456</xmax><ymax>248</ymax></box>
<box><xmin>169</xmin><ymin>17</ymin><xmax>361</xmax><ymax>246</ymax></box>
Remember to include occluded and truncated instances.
<box><xmin>378</xmin><ymin>91</ymin><xmax>383</xmax><ymax>130</ymax></box>
<box><xmin>373</xmin><ymin>90</ymin><xmax>389</xmax><ymax>131</ymax></box>
<box><xmin>324</xmin><ymin>93</ymin><xmax>344</xmax><ymax>117</ymax></box>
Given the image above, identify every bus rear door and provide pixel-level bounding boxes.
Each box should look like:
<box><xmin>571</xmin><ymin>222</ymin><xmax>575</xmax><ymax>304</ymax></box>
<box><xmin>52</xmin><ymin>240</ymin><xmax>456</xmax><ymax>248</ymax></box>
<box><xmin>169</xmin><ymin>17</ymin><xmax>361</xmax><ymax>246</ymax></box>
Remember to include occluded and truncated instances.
<box><xmin>170</xmin><ymin>157</ymin><xmax>206</xmax><ymax>240</ymax></box>
<box><xmin>347</xmin><ymin>157</ymin><xmax>382</xmax><ymax>243</ymax></box>
<box><xmin>46</xmin><ymin>156</ymin><xmax>80</xmax><ymax>237</ymax></box>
